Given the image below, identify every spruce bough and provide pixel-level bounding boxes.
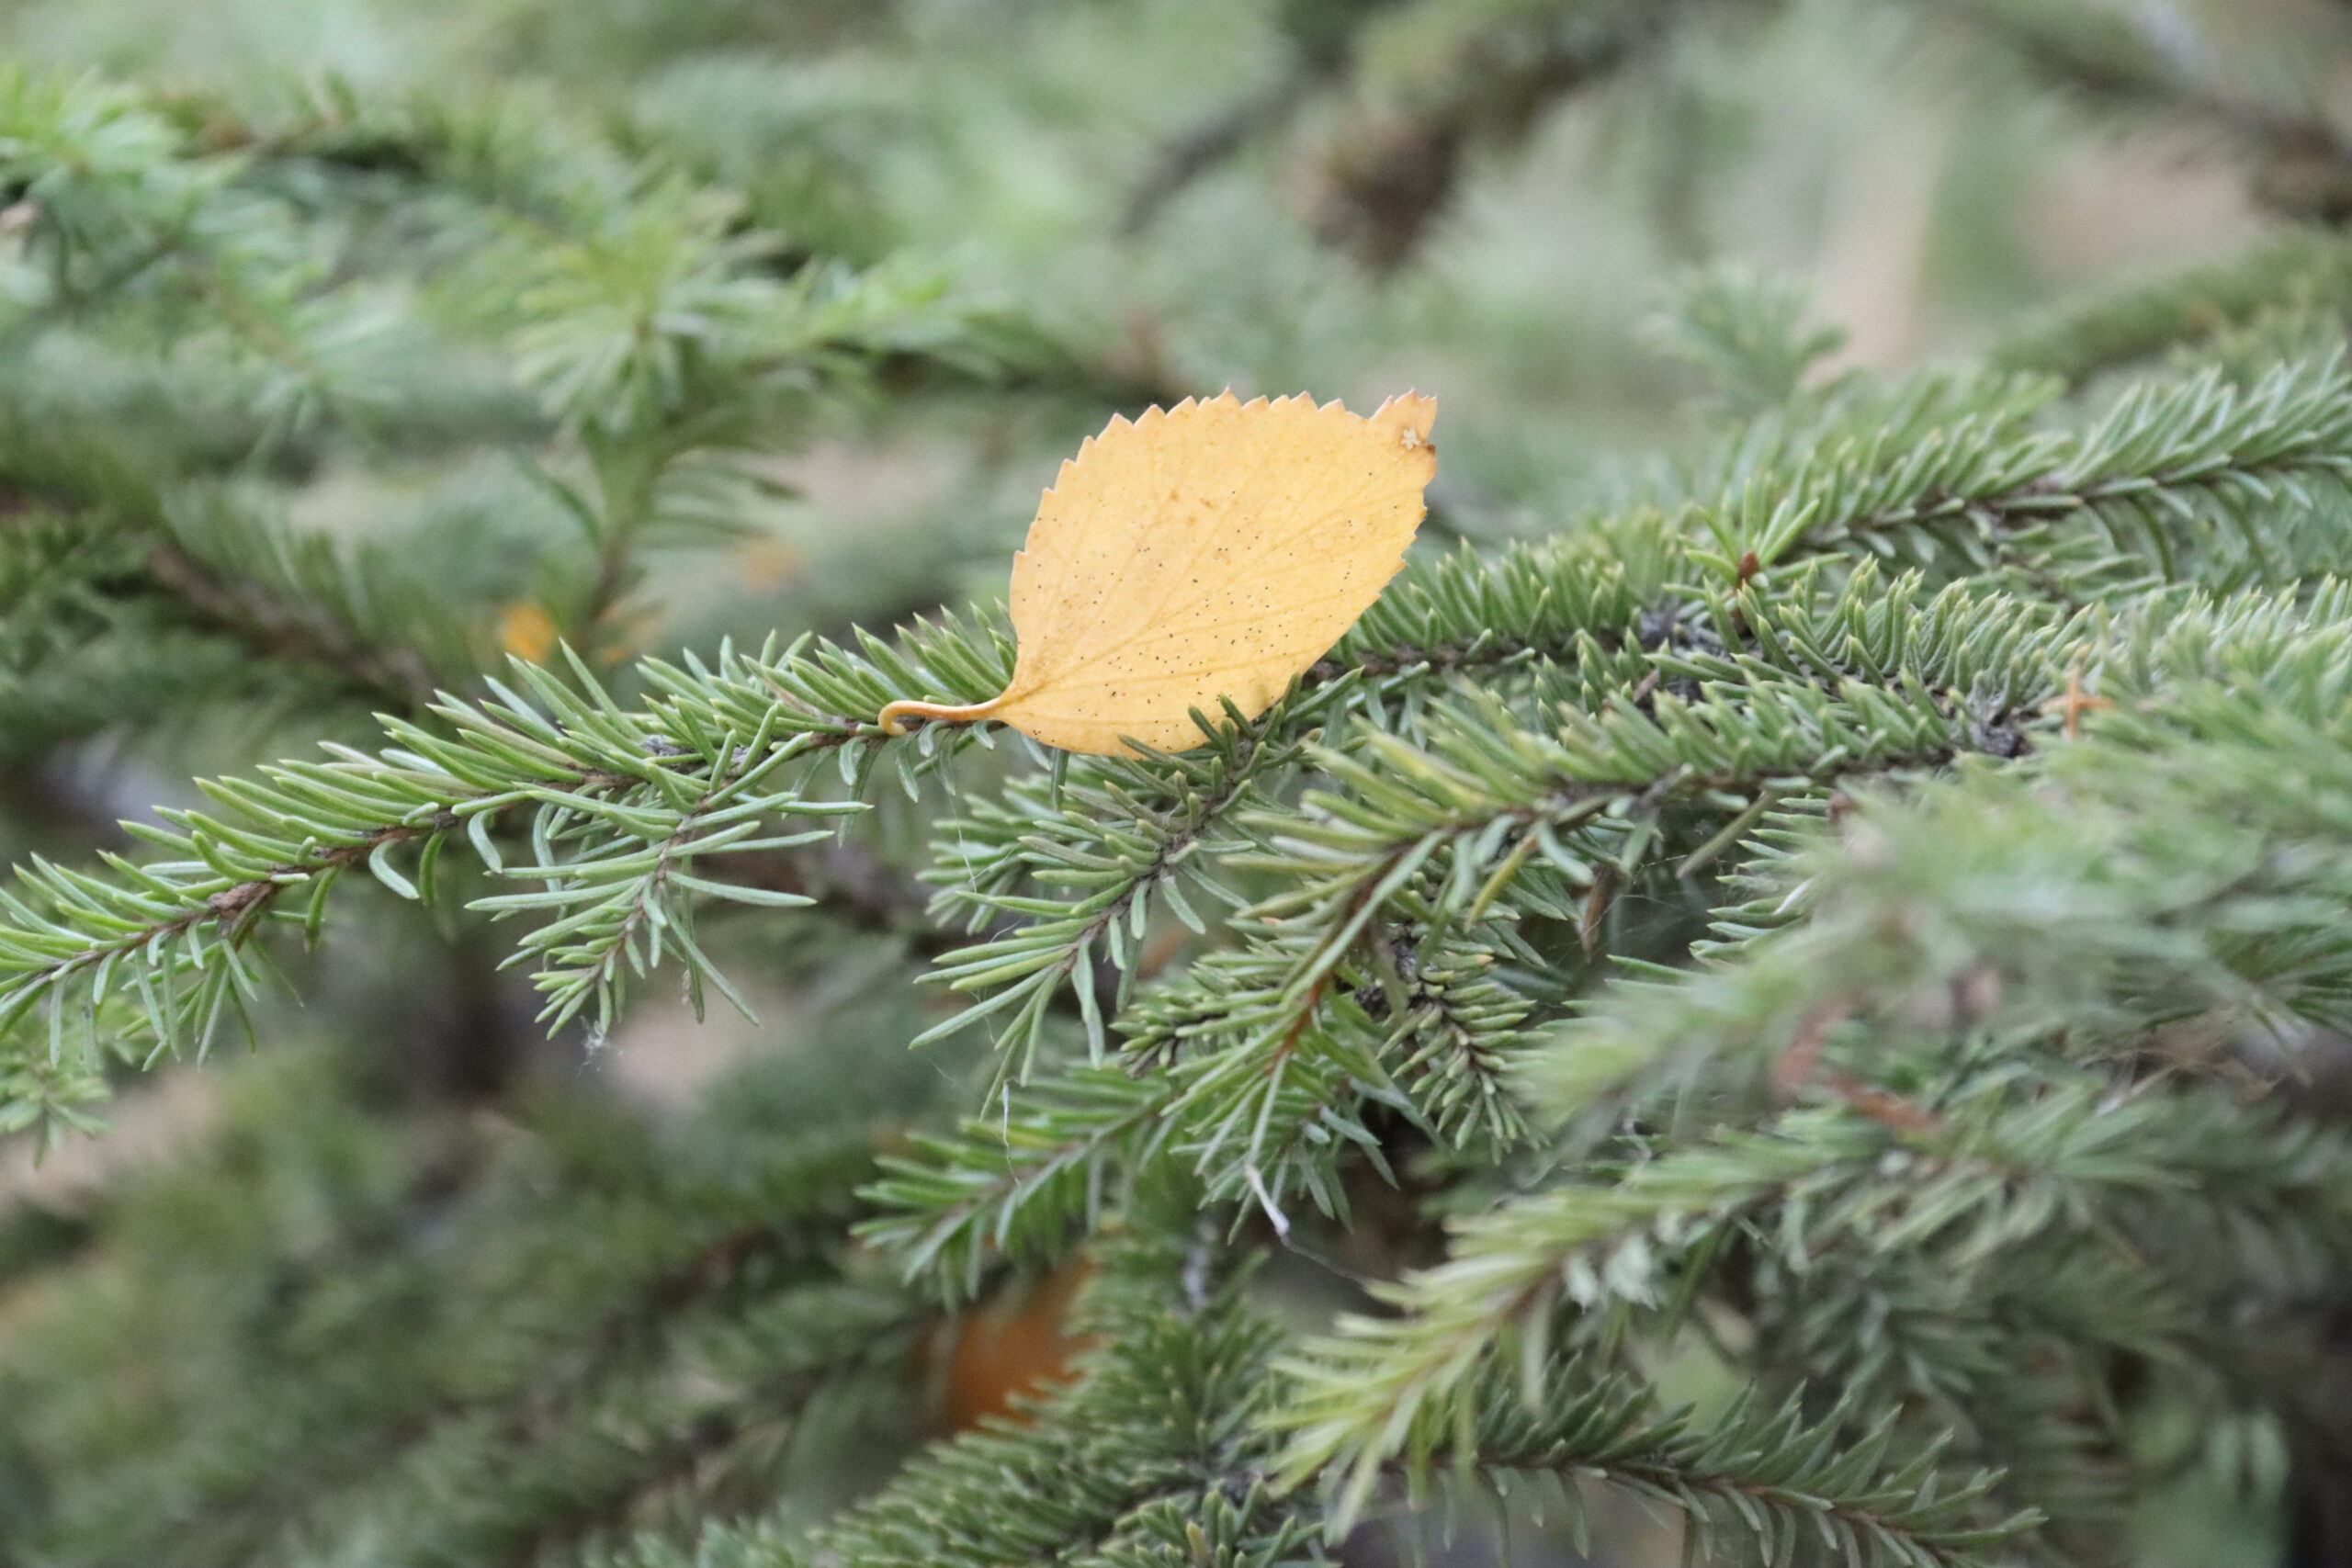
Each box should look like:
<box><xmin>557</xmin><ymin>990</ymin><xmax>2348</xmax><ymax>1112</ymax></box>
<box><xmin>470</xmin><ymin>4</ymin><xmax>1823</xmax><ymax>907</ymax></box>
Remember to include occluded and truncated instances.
<box><xmin>8</xmin><ymin>62</ymin><xmax>2352</xmax><ymax>1568</ymax></box>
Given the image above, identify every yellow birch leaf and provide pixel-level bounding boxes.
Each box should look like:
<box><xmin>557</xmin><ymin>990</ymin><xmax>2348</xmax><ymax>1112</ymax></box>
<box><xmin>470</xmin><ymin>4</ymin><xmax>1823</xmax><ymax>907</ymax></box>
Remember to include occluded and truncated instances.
<box><xmin>879</xmin><ymin>389</ymin><xmax>1437</xmax><ymax>755</ymax></box>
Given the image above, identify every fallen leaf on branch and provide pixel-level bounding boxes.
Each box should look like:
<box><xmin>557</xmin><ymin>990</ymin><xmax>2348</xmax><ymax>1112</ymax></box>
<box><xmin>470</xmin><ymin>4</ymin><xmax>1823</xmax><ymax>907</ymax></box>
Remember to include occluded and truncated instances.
<box><xmin>880</xmin><ymin>389</ymin><xmax>1437</xmax><ymax>754</ymax></box>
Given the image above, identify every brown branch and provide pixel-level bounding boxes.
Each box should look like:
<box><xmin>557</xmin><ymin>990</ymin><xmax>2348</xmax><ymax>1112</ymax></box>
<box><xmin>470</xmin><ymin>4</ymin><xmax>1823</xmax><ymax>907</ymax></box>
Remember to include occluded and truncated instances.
<box><xmin>1984</xmin><ymin>1</ymin><xmax>2352</xmax><ymax>225</ymax></box>
<box><xmin>1121</xmin><ymin>58</ymin><xmax>1328</xmax><ymax>235</ymax></box>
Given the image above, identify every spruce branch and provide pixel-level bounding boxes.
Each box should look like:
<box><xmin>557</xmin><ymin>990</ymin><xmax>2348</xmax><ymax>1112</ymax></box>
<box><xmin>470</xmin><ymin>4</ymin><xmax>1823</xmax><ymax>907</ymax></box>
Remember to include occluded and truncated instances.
<box><xmin>1971</xmin><ymin>0</ymin><xmax>2352</xmax><ymax>225</ymax></box>
<box><xmin>0</xmin><ymin>620</ymin><xmax>1015</xmax><ymax>1124</ymax></box>
<box><xmin>1306</xmin><ymin>0</ymin><xmax>1705</xmax><ymax>272</ymax></box>
<box><xmin>142</xmin><ymin>539</ymin><xmax>438</xmax><ymax>711</ymax></box>
<box><xmin>1519</xmin><ymin>585</ymin><xmax>2352</xmax><ymax>1125</ymax></box>
<box><xmin>1267</xmin><ymin>1111</ymin><xmax>1885</xmax><ymax>1517</ymax></box>
<box><xmin>0</xmin><ymin>64</ymin><xmax>1028</xmax><ymax>717</ymax></box>
<box><xmin>903</xmin><ymin>521</ymin><xmax>1676</xmax><ymax>1069</ymax></box>
<box><xmin>1238</xmin><ymin>669</ymin><xmax>2000</xmax><ymax>1009</ymax></box>
<box><xmin>858</xmin><ymin>1068</ymin><xmax>1177</xmax><ymax>1301</ymax></box>
<box><xmin>0</xmin><ymin>468</ymin><xmax>491</xmax><ymax>730</ymax></box>
<box><xmin>0</xmin><ymin>1029</ymin><xmax>935</xmax><ymax>1568</ymax></box>
<box><xmin>899</xmin><ymin>521</ymin><xmax>1953</xmax><ymax>1089</ymax></box>
<box><xmin>1696</xmin><ymin>354</ymin><xmax>2352</xmax><ymax>596</ymax></box>
<box><xmin>859</xmin><ymin>921</ymin><xmax>1540</xmax><ymax>1299</ymax></box>
<box><xmin>1268</xmin><ymin>1073</ymin><xmax>2344</xmax><ymax>1528</ymax></box>
<box><xmin>144</xmin><ymin>484</ymin><xmax>482</xmax><ymax>709</ymax></box>
<box><xmin>1435</xmin><ymin>1372</ymin><xmax>2029</xmax><ymax>1568</ymax></box>
<box><xmin>1122</xmin><ymin>923</ymin><xmax>1532</xmax><ymax>1190</ymax></box>
<box><xmin>0</xmin><ymin>503</ymin><xmax>1703</xmax><ymax>1131</ymax></box>
<box><xmin>865</xmin><ymin>571</ymin><xmax>2075</xmax><ymax>1288</ymax></box>
<box><xmin>367</xmin><ymin>1277</ymin><xmax>925</xmax><ymax>1568</ymax></box>
<box><xmin>1650</xmin><ymin>265</ymin><xmax>1848</xmax><ymax>417</ymax></box>
<box><xmin>190</xmin><ymin>1235</ymin><xmax>906</xmax><ymax>1562</ymax></box>
<box><xmin>808</xmin><ymin>1273</ymin><xmax>1303</xmax><ymax>1568</ymax></box>
<box><xmin>1995</xmin><ymin>230</ymin><xmax>2352</xmax><ymax>385</ymax></box>
<box><xmin>1351</xmin><ymin>927</ymin><xmax>1535</xmax><ymax>1148</ymax></box>
<box><xmin>915</xmin><ymin>708</ymin><xmax>1300</xmax><ymax>1074</ymax></box>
